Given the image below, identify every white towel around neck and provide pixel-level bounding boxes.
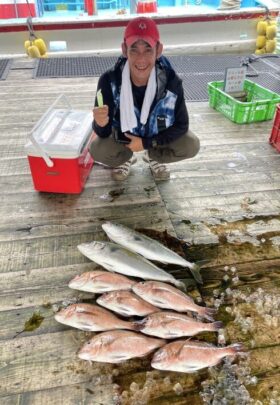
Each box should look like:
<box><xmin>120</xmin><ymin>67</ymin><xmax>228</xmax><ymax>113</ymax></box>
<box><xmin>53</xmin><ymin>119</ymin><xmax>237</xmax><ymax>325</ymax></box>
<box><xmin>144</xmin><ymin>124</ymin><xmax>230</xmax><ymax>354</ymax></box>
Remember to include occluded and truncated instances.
<box><xmin>120</xmin><ymin>60</ymin><xmax>156</xmax><ymax>133</ymax></box>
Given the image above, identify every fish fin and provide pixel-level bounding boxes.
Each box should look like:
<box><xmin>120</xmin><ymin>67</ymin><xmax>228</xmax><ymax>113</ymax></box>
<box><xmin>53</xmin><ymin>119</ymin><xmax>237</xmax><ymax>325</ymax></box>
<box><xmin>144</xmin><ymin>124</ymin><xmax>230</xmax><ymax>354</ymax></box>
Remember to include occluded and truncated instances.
<box><xmin>211</xmin><ymin>321</ymin><xmax>224</xmax><ymax>331</ymax></box>
<box><xmin>163</xmin><ymin>330</ymin><xmax>182</xmax><ymax>338</ymax></box>
<box><xmin>174</xmin><ymin>280</ymin><xmax>187</xmax><ymax>291</ymax></box>
<box><xmin>151</xmin><ymin>299</ymin><xmax>166</xmax><ymax>306</ymax></box>
<box><xmin>117</xmin><ymin>307</ymin><xmax>134</xmax><ymax>317</ymax></box>
<box><xmin>178</xmin><ymin>278</ymin><xmax>197</xmax><ymax>290</ymax></box>
<box><xmin>102</xmin><ymin>262</ymin><xmax>117</xmax><ymax>271</ymax></box>
<box><xmin>228</xmin><ymin>343</ymin><xmax>246</xmax><ymax>354</ymax></box>
<box><xmin>188</xmin><ymin>263</ymin><xmax>203</xmax><ymax>285</ymax></box>
<box><xmin>78</xmin><ymin>324</ymin><xmax>95</xmax><ymax>331</ymax></box>
<box><xmin>195</xmin><ymin>259</ymin><xmax>212</xmax><ymax>267</ymax></box>
<box><xmin>111</xmin><ymin>354</ymin><xmax>130</xmax><ymax>362</ymax></box>
<box><xmin>184</xmin><ymin>340</ymin><xmax>214</xmax><ymax>348</ymax></box>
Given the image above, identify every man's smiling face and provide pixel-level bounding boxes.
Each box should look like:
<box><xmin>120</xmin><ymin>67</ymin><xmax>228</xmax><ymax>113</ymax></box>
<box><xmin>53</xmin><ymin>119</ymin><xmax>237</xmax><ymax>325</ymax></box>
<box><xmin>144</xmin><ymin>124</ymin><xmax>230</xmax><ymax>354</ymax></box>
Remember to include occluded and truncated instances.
<box><xmin>123</xmin><ymin>39</ymin><xmax>162</xmax><ymax>87</ymax></box>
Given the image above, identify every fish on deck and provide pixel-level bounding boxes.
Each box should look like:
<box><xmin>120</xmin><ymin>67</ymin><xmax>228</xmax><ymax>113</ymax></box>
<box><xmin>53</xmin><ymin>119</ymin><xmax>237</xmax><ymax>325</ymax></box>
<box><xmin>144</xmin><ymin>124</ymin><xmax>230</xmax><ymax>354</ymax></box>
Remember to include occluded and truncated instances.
<box><xmin>134</xmin><ymin>311</ymin><xmax>223</xmax><ymax>339</ymax></box>
<box><xmin>151</xmin><ymin>340</ymin><xmax>245</xmax><ymax>372</ymax></box>
<box><xmin>54</xmin><ymin>303</ymin><xmax>136</xmax><ymax>332</ymax></box>
<box><xmin>96</xmin><ymin>290</ymin><xmax>160</xmax><ymax>317</ymax></box>
<box><xmin>102</xmin><ymin>221</ymin><xmax>203</xmax><ymax>284</ymax></box>
<box><xmin>78</xmin><ymin>330</ymin><xmax>166</xmax><ymax>363</ymax></box>
<box><xmin>77</xmin><ymin>241</ymin><xmax>185</xmax><ymax>289</ymax></box>
<box><xmin>132</xmin><ymin>281</ymin><xmax>216</xmax><ymax>321</ymax></box>
<box><xmin>68</xmin><ymin>270</ymin><xmax>136</xmax><ymax>293</ymax></box>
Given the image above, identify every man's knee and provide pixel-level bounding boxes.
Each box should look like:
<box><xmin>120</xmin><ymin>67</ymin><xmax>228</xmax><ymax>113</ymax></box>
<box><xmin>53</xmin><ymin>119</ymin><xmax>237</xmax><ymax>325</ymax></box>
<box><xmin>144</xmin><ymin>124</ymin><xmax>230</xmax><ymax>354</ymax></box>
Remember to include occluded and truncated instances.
<box><xmin>90</xmin><ymin>136</ymin><xmax>108</xmax><ymax>161</ymax></box>
<box><xmin>89</xmin><ymin>134</ymin><xmax>132</xmax><ymax>167</ymax></box>
<box><xmin>172</xmin><ymin>130</ymin><xmax>200</xmax><ymax>160</ymax></box>
<box><xmin>186</xmin><ymin>130</ymin><xmax>200</xmax><ymax>158</ymax></box>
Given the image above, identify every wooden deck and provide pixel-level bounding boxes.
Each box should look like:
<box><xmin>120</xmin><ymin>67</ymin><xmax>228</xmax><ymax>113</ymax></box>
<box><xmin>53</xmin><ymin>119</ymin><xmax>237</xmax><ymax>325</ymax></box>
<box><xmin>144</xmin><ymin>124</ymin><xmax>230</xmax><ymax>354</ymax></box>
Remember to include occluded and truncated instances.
<box><xmin>0</xmin><ymin>58</ymin><xmax>280</xmax><ymax>405</ymax></box>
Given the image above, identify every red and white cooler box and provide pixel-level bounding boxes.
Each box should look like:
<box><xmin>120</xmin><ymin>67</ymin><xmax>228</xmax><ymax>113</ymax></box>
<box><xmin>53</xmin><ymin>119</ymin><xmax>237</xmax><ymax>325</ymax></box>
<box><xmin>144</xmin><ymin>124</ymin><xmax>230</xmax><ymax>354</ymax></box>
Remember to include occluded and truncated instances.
<box><xmin>25</xmin><ymin>95</ymin><xmax>94</xmax><ymax>194</ymax></box>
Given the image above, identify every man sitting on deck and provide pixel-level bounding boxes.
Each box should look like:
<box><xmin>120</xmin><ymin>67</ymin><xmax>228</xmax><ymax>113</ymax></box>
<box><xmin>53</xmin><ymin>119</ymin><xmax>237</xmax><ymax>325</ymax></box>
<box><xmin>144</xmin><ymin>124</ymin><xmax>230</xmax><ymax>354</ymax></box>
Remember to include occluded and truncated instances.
<box><xmin>90</xmin><ymin>16</ymin><xmax>200</xmax><ymax>181</ymax></box>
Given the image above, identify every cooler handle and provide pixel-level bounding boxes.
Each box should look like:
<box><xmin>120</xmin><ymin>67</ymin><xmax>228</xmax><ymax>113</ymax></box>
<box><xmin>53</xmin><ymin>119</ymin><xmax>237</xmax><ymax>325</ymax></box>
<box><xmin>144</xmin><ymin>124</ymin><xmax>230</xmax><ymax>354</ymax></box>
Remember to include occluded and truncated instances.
<box><xmin>28</xmin><ymin>94</ymin><xmax>72</xmax><ymax>168</ymax></box>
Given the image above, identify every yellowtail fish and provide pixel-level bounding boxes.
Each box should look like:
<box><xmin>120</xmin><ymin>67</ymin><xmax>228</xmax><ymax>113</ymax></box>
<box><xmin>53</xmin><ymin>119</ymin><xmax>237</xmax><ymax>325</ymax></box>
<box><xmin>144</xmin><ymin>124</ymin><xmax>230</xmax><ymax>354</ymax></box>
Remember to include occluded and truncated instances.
<box><xmin>54</xmin><ymin>303</ymin><xmax>136</xmax><ymax>332</ymax></box>
<box><xmin>102</xmin><ymin>221</ymin><xmax>202</xmax><ymax>284</ymax></box>
<box><xmin>132</xmin><ymin>281</ymin><xmax>216</xmax><ymax>321</ymax></box>
<box><xmin>151</xmin><ymin>340</ymin><xmax>245</xmax><ymax>373</ymax></box>
<box><xmin>68</xmin><ymin>270</ymin><xmax>136</xmax><ymax>293</ymax></box>
<box><xmin>78</xmin><ymin>330</ymin><xmax>166</xmax><ymax>363</ymax></box>
<box><xmin>134</xmin><ymin>311</ymin><xmax>223</xmax><ymax>339</ymax></box>
<box><xmin>77</xmin><ymin>241</ymin><xmax>185</xmax><ymax>289</ymax></box>
<box><xmin>96</xmin><ymin>290</ymin><xmax>160</xmax><ymax>317</ymax></box>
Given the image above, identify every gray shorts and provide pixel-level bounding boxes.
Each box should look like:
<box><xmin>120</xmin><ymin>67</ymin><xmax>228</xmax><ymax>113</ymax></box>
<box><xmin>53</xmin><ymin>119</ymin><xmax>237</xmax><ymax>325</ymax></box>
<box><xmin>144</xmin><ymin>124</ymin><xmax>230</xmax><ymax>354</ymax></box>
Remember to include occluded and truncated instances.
<box><xmin>89</xmin><ymin>130</ymin><xmax>200</xmax><ymax>168</ymax></box>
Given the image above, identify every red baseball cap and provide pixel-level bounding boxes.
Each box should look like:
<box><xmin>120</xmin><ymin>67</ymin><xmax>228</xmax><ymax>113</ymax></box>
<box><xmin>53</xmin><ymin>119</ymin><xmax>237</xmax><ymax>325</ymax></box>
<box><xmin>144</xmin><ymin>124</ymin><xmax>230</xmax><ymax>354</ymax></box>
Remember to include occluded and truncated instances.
<box><xmin>124</xmin><ymin>17</ymin><xmax>160</xmax><ymax>48</ymax></box>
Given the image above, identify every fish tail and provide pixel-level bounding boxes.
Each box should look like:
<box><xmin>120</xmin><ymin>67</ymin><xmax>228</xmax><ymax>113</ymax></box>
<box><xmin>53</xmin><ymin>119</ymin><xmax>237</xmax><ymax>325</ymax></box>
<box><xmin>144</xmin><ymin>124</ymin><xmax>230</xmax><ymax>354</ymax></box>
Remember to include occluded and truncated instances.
<box><xmin>199</xmin><ymin>306</ymin><xmax>217</xmax><ymax>322</ymax></box>
<box><xmin>126</xmin><ymin>321</ymin><xmax>138</xmax><ymax>331</ymax></box>
<box><xmin>131</xmin><ymin>319</ymin><xmax>146</xmax><ymax>331</ymax></box>
<box><xmin>189</xmin><ymin>263</ymin><xmax>203</xmax><ymax>285</ymax></box>
<box><xmin>173</xmin><ymin>279</ymin><xmax>187</xmax><ymax>291</ymax></box>
<box><xmin>227</xmin><ymin>343</ymin><xmax>246</xmax><ymax>355</ymax></box>
<box><xmin>209</xmin><ymin>321</ymin><xmax>224</xmax><ymax>331</ymax></box>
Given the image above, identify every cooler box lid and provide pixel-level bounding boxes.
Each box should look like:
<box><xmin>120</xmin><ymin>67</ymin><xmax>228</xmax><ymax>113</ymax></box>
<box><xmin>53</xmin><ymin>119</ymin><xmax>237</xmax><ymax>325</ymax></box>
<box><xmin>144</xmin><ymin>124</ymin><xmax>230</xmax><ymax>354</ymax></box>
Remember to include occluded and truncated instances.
<box><xmin>25</xmin><ymin>109</ymin><xmax>93</xmax><ymax>158</ymax></box>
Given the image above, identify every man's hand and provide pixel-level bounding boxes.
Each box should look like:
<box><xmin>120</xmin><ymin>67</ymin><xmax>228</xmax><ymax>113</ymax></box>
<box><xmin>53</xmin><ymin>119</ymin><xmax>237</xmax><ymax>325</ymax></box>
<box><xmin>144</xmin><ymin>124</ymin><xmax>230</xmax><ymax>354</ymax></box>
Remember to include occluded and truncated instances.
<box><xmin>93</xmin><ymin>105</ymin><xmax>109</xmax><ymax>127</ymax></box>
<box><xmin>125</xmin><ymin>134</ymin><xmax>144</xmax><ymax>152</ymax></box>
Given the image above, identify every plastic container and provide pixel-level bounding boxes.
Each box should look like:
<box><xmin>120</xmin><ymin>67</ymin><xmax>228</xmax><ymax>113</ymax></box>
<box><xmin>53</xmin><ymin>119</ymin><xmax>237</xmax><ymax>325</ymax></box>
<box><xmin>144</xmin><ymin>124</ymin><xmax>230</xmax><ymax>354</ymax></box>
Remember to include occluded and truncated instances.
<box><xmin>269</xmin><ymin>104</ymin><xmax>280</xmax><ymax>152</ymax></box>
<box><xmin>207</xmin><ymin>79</ymin><xmax>280</xmax><ymax>124</ymax></box>
<box><xmin>137</xmin><ymin>0</ymin><xmax>157</xmax><ymax>13</ymax></box>
<box><xmin>25</xmin><ymin>95</ymin><xmax>94</xmax><ymax>194</ymax></box>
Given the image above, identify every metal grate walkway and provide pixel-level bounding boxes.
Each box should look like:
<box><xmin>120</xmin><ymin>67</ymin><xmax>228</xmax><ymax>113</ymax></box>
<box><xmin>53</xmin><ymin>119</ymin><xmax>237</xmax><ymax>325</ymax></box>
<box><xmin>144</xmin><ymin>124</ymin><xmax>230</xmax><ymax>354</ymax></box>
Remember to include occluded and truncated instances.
<box><xmin>33</xmin><ymin>56</ymin><xmax>118</xmax><ymax>78</ymax></box>
<box><xmin>0</xmin><ymin>59</ymin><xmax>12</xmax><ymax>80</ymax></box>
<box><xmin>33</xmin><ymin>54</ymin><xmax>280</xmax><ymax>101</ymax></box>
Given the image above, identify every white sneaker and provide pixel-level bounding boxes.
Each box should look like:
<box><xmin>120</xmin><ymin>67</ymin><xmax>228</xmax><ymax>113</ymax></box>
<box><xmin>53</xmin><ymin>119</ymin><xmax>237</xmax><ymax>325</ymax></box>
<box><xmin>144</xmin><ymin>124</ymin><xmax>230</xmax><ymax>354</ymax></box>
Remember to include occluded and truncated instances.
<box><xmin>112</xmin><ymin>156</ymin><xmax>137</xmax><ymax>181</ymax></box>
<box><xmin>143</xmin><ymin>151</ymin><xmax>170</xmax><ymax>181</ymax></box>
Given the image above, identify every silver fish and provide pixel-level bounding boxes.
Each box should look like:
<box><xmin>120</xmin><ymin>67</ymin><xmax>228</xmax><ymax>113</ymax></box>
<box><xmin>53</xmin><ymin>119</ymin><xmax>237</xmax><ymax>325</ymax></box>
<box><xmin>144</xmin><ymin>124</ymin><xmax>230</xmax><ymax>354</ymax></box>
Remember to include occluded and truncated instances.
<box><xmin>151</xmin><ymin>340</ymin><xmax>245</xmax><ymax>372</ymax></box>
<box><xmin>68</xmin><ymin>270</ymin><xmax>136</xmax><ymax>293</ymax></box>
<box><xmin>77</xmin><ymin>241</ymin><xmax>185</xmax><ymax>289</ymax></box>
<box><xmin>102</xmin><ymin>221</ymin><xmax>202</xmax><ymax>284</ymax></box>
<box><xmin>134</xmin><ymin>311</ymin><xmax>223</xmax><ymax>339</ymax></box>
<box><xmin>96</xmin><ymin>290</ymin><xmax>160</xmax><ymax>317</ymax></box>
<box><xmin>54</xmin><ymin>303</ymin><xmax>135</xmax><ymax>332</ymax></box>
<box><xmin>78</xmin><ymin>330</ymin><xmax>166</xmax><ymax>363</ymax></box>
<box><xmin>132</xmin><ymin>281</ymin><xmax>216</xmax><ymax>321</ymax></box>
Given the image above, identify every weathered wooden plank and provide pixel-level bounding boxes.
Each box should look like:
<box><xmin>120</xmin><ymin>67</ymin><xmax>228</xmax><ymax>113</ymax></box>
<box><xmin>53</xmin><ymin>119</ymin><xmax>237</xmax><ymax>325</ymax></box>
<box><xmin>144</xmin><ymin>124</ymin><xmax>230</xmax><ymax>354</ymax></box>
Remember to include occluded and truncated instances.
<box><xmin>0</xmin><ymin>330</ymin><xmax>109</xmax><ymax>396</ymax></box>
<box><xmin>0</xmin><ymin>294</ymin><xmax>85</xmax><ymax>340</ymax></box>
<box><xmin>0</xmin><ymin>263</ymin><xmax>96</xmax><ymax>312</ymax></box>
<box><xmin>1</xmin><ymin>382</ymin><xmax>118</xmax><ymax>405</ymax></box>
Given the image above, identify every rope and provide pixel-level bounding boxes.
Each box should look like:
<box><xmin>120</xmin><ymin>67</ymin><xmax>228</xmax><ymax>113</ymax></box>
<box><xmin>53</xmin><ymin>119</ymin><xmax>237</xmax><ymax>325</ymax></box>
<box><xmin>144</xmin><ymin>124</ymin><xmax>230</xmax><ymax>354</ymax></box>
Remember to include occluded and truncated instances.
<box><xmin>26</xmin><ymin>0</ymin><xmax>37</xmax><ymax>41</ymax></box>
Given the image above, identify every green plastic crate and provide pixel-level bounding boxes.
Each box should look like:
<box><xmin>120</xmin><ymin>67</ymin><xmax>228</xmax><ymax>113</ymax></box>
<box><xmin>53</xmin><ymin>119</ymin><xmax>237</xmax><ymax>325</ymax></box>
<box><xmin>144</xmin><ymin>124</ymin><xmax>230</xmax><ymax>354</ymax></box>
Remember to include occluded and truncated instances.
<box><xmin>207</xmin><ymin>79</ymin><xmax>280</xmax><ymax>124</ymax></box>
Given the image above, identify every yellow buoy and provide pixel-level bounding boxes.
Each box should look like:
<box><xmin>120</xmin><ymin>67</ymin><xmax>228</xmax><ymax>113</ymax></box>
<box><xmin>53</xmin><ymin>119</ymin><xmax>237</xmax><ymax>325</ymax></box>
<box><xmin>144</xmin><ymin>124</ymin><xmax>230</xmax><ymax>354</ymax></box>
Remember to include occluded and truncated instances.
<box><xmin>256</xmin><ymin>20</ymin><xmax>267</xmax><ymax>36</ymax></box>
<box><xmin>34</xmin><ymin>38</ymin><xmax>47</xmax><ymax>56</ymax></box>
<box><xmin>24</xmin><ymin>40</ymin><xmax>33</xmax><ymax>55</ymax></box>
<box><xmin>256</xmin><ymin>35</ymin><xmax>266</xmax><ymax>49</ymax></box>
<box><xmin>265</xmin><ymin>39</ymin><xmax>277</xmax><ymax>53</ymax></box>
<box><xmin>255</xmin><ymin>48</ymin><xmax>266</xmax><ymax>55</ymax></box>
<box><xmin>24</xmin><ymin>40</ymin><xmax>33</xmax><ymax>50</ymax></box>
<box><xmin>266</xmin><ymin>25</ymin><xmax>277</xmax><ymax>40</ymax></box>
<box><xmin>27</xmin><ymin>45</ymin><xmax>41</xmax><ymax>58</ymax></box>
